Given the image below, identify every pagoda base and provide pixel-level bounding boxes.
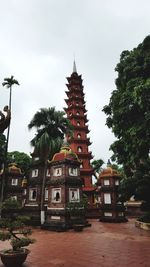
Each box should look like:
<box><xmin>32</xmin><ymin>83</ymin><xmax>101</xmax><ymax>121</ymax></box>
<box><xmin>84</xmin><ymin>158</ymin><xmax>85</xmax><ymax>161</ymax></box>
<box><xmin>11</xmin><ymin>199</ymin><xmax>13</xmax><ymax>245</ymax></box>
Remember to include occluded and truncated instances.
<box><xmin>41</xmin><ymin>221</ymin><xmax>69</xmax><ymax>232</ymax></box>
<box><xmin>43</xmin><ymin>209</ymin><xmax>88</xmax><ymax>231</ymax></box>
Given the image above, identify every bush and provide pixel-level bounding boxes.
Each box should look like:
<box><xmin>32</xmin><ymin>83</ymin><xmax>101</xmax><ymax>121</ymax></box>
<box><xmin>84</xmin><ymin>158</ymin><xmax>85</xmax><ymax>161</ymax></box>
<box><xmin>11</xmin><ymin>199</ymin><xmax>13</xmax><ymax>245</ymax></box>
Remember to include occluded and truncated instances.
<box><xmin>0</xmin><ymin>199</ymin><xmax>35</xmax><ymax>252</ymax></box>
<box><xmin>138</xmin><ymin>212</ymin><xmax>150</xmax><ymax>223</ymax></box>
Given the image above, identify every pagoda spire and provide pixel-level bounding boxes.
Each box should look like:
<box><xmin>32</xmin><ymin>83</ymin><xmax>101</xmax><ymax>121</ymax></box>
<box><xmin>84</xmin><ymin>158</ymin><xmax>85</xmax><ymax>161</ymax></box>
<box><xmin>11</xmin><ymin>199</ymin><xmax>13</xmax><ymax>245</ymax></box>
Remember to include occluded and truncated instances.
<box><xmin>73</xmin><ymin>60</ymin><xmax>77</xmax><ymax>73</ymax></box>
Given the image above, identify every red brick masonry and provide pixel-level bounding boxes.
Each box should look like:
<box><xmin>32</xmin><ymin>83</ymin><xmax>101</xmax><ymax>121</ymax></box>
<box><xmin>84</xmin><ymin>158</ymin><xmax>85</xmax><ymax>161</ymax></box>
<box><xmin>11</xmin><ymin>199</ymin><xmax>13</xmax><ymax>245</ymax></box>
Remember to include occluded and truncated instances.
<box><xmin>0</xmin><ymin>219</ymin><xmax>150</xmax><ymax>267</ymax></box>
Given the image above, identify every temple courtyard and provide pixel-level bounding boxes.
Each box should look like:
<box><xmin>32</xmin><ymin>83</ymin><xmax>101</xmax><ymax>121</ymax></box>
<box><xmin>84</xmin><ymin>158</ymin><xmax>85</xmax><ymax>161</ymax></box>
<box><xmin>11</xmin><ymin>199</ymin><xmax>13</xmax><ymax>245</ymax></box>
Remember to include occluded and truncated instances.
<box><xmin>0</xmin><ymin>219</ymin><xmax>150</xmax><ymax>267</ymax></box>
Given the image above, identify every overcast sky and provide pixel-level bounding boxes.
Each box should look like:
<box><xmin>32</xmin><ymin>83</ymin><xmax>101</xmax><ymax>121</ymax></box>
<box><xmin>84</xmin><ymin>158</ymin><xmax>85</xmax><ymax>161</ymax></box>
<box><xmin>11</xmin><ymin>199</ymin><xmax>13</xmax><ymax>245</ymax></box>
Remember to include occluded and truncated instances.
<box><xmin>0</xmin><ymin>0</ymin><xmax>150</xmax><ymax>164</ymax></box>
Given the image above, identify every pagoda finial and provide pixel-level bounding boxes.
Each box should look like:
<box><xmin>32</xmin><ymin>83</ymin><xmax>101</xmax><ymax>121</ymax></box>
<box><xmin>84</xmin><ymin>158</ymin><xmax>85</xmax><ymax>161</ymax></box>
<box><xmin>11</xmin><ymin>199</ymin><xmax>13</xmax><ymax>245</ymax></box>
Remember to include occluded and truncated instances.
<box><xmin>73</xmin><ymin>60</ymin><xmax>77</xmax><ymax>73</ymax></box>
<box><xmin>107</xmin><ymin>159</ymin><xmax>111</xmax><ymax>167</ymax></box>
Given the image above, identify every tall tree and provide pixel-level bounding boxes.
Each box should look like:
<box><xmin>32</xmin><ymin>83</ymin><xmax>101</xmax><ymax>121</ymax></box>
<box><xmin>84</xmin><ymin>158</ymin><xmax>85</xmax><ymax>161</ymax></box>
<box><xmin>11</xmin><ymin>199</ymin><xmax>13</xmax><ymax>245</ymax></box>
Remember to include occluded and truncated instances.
<box><xmin>2</xmin><ymin>76</ymin><xmax>19</xmax><ymax>153</ymax></box>
<box><xmin>28</xmin><ymin>107</ymin><xmax>72</xmax><ymax>224</ymax></box>
<box><xmin>103</xmin><ymin>36</ymin><xmax>150</xmax><ymax>213</ymax></box>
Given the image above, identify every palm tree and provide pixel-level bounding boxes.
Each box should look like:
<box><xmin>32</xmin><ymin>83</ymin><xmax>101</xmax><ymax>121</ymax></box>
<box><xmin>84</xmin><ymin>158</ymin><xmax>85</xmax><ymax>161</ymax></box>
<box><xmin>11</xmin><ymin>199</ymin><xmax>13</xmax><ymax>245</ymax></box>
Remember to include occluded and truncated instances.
<box><xmin>0</xmin><ymin>76</ymin><xmax>19</xmax><ymax>205</ymax></box>
<box><xmin>2</xmin><ymin>76</ymin><xmax>19</xmax><ymax>154</ymax></box>
<box><xmin>28</xmin><ymin>107</ymin><xmax>73</xmax><ymax>224</ymax></box>
<box><xmin>91</xmin><ymin>159</ymin><xmax>104</xmax><ymax>180</ymax></box>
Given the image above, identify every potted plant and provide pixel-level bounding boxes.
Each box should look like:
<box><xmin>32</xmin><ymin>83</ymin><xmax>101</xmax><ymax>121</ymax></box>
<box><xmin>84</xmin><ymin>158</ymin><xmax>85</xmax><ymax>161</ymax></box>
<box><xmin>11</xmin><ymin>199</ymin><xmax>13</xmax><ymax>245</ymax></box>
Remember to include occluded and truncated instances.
<box><xmin>0</xmin><ymin>199</ymin><xmax>35</xmax><ymax>267</ymax></box>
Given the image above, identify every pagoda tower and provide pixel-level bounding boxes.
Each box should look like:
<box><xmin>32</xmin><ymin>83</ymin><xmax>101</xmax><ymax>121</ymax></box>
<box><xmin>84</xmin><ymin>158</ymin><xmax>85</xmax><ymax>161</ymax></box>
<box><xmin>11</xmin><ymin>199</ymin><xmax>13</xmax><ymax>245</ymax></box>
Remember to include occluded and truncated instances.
<box><xmin>64</xmin><ymin>62</ymin><xmax>94</xmax><ymax>205</ymax></box>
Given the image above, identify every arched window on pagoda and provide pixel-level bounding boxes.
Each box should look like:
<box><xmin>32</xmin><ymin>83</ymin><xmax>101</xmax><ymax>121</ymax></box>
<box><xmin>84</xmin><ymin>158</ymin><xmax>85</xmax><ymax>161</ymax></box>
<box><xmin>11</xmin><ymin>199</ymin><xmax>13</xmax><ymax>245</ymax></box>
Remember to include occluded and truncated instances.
<box><xmin>77</xmin><ymin>146</ymin><xmax>82</xmax><ymax>152</ymax></box>
<box><xmin>77</xmin><ymin>121</ymin><xmax>80</xmax><ymax>126</ymax></box>
<box><xmin>29</xmin><ymin>188</ymin><xmax>37</xmax><ymax>201</ymax></box>
<box><xmin>32</xmin><ymin>169</ymin><xmax>38</xmax><ymax>177</ymax></box>
<box><xmin>45</xmin><ymin>188</ymin><xmax>49</xmax><ymax>200</ymax></box>
<box><xmin>76</xmin><ymin>111</ymin><xmax>80</xmax><ymax>115</ymax></box>
<box><xmin>46</xmin><ymin>168</ymin><xmax>50</xmax><ymax>177</ymax></box>
<box><xmin>76</xmin><ymin>102</ymin><xmax>79</xmax><ymax>106</ymax></box>
<box><xmin>80</xmin><ymin>163</ymin><xmax>83</xmax><ymax>168</ymax></box>
<box><xmin>77</xmin><ymin>133</ymin><xmax>81</xmax><ymax>139</ymax></box>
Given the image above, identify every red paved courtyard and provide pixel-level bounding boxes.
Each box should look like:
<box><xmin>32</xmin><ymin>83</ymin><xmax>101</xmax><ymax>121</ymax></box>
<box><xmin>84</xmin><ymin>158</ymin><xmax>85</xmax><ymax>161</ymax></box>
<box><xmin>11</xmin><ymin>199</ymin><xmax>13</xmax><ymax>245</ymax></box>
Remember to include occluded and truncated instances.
<box><xmin>0</xmin><ymin>219</ymin><xmax>150</xmax><ymax>267</ymax></box>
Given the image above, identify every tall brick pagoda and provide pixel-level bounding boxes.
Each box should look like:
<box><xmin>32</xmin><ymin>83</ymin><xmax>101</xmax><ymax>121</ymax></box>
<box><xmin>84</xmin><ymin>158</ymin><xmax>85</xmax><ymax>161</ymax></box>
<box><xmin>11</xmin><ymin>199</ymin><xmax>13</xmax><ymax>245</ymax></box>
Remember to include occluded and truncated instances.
<box><xmin>64</xmin><ymin>62</ymin><xmax>94</xmax><ymax>205</ymax></box>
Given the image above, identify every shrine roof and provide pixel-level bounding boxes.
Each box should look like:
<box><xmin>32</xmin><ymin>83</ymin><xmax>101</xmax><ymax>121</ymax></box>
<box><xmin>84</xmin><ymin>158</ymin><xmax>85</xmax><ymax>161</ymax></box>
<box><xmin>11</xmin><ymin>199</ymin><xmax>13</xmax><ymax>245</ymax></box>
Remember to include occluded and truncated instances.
<box><xmin>99</xmin><ymin>167</ymin><xmax>120</xmax><ymax>178</ymax></box>
<box><xmin>50</xmin><ymin>141</ymin><xmax>81</xmax><ymax>164</ymax></box>
<box><xmin>8</xmin><ymin>163</ymin><xmax>22</xmax><ymax>174</ymax></box>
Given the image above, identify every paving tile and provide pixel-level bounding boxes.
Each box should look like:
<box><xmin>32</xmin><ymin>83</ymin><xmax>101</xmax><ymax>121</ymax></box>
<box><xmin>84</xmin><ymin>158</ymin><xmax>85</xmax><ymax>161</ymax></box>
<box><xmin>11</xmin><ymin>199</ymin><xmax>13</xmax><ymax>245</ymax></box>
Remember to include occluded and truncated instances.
<box><xmin>0</xmin><ymin>219</ymin><xmax>150</xmax><ymax>267</ymax></box>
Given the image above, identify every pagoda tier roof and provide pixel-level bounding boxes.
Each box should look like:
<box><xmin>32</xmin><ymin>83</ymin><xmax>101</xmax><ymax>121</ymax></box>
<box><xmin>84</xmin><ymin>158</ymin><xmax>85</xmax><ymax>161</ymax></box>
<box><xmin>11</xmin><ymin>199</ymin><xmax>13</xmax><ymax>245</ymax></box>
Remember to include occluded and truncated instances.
<box><xmin>70</xmin><ymin>138</ymin><xmax>92</xmax><ymax>146</ymax></box>
<box><xmin>66</xmin><ymin>83</ymin><xmax>84</xmax><ymax>89</ymax></box>
<box><xmin>64</xmin><ymin>105</ymin><xmax>87</xmax><ymax>113</ymax></box>
<box><xmin>65</xmin><ymin>97</ymin><xmax>85</xmax><ymax>104</ymax></box>
<box><xmin>71</xmin><ymin>125</ymin><xmax>90</xmax><ymax>133</ymax></box>
<box><xmin>67</xmin><ymin>114</ymin><xmax>89</xmax><ymax>122</ymax></box>
<box><xmin>75</xmin><ymin>151</ymin><xmax>93</xmax><ymax>159</ymax></box>
<box><xmin>68</xmin><ymin>88</ymin><xmax>84</xmax><ymax>94</ymax></box>
<box><xmin>66</xmin><ymin>81</ymin><xmax>83</xmax><ymax>88</ymax></box>
<box><xmin>66</xmin><ymin>83</ymin><xmax>83</xmax><ymax>89</ymax></box>
<box><xmin>66</xmin><ymin>73</ymin><xmax>83</xmax><ymax>83</ymax></box>
<box><xmin>65</xmin><ymin>89</ymin><xmax>85</xmax><ymax>97</ymax></box>
<box><xmin>82</xmin><ymin>186</ymin><xmax>95</xmax><ymax>192</ymax></box>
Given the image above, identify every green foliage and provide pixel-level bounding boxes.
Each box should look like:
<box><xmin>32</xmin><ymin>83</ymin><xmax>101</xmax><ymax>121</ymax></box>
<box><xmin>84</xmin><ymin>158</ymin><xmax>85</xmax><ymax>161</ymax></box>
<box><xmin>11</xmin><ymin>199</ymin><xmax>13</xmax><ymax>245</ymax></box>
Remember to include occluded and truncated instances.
<box><xmin>119</xmin><ymin>177</ymin><xmax>136</xmax><ymax>202</ymax></box>
<box><xmin>103</xmin><ymin>36</ymin><xmax>150</xmax><ymax>212</ymax></box>
<box><xmin>0</xmin><ymin>199</ymin><xmax>35</xmax><ymax>252</ymax></box>
<box><xmin>91</xmin><ymin>158</ymin><xmax>104</xmax><ymax>180</ymax></box>
<box><xmin>28</xmin><ymin>107</ymin><xmax>73</xmax><ymax>160</ymax></box>
<box><xmin>110</xmin><ymin>163</ymin><xmax>126</xmax><ymax>178</ymax></box>
<box><xmin>66</xmin><ymin>197</ymin><xmax>87</xmax><ymax>216</ymax></box>
<box><xmin>2</xmin><ymin>76</ymin><xmax>19</xmax><ymax>88</ymax></box>
<box><xmin>7</xmin><ymin>151</ymin><xmax>31</xmax><ymax>176</ymax></box>
<box><xmin>91</xmin><ymin>159</ymin><xmax>104</xmax><ymax>173</ymax></box>
<box><xmin>138</xmin><ymin>212</ymin><xmax>150</xmax><ymax>223</ymax></box>
<box><xmin>103</xmin><ymin>35</ymin><xmax>150</xmax><ymax>172</ymax></box>
<box><xmin>0</xmin><ymin>231</ymin><xmax>11</xmax><ymax>241</ymax></box>
<box><xmin>82</xmin><ymin>193</ymin><xmax>88</xmax><ymax>208</ymax></box>
<box><xmin>2</xmin><ymin>198</ymin><xmax>20</xmax><ymax>209</ymax></box>
<box><xmin>11</xmin><ymin>237</ymin><xmax>34</xmax><ymax>251</ymax></box>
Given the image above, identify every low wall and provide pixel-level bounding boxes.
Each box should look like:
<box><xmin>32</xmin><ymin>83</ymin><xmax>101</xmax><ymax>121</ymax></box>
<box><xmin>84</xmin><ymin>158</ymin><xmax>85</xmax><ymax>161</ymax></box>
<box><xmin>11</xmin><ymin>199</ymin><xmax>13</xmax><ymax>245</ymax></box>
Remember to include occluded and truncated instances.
<box><xmin>135</xmin><ymin>220</ymin><xmax>150</xmax><ymax>231</ymax></box>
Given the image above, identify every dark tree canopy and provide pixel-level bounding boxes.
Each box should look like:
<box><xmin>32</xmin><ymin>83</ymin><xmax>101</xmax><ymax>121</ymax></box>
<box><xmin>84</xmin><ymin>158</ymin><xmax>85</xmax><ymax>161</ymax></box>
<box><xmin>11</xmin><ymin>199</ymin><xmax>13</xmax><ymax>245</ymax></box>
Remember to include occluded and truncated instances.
<box><xmin>7</xmin><ymin>151</ymin><xmax>31</xmax><ymax>176</ymax></box>
<box><xmin>91</xmin><ymin>159</ymin><xmax>104</xmax><ymax>180</ymax></box>
<box><xmin>103</xmin><ymin>36</ymin><xmax>150</xmax><ymax>174</ymax></box>
<box><xmin>103</xmin><ymin>36</ymin><xmax>150</xmax><ymax>210</ymax></box>
<box><xmin>28</xmin><ymin>107</ymin><xmax>73</xmax><ymax>160</ymax></box>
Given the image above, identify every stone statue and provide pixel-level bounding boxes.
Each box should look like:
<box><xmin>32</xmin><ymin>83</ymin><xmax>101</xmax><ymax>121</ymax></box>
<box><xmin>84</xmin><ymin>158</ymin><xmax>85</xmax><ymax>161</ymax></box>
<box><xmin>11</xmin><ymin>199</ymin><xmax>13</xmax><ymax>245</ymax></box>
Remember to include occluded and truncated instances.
<box><xmin>0</xmin><ymin>105</ymin><xmax>11</xmax><ymax>134</ymax></box>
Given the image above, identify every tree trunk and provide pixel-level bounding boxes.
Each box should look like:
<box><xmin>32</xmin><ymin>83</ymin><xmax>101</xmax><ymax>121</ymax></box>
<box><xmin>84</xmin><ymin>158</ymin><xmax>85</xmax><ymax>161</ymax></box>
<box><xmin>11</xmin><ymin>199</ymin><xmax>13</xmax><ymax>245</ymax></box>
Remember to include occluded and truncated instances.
<box><xmin>0</xmin><ymin>87</ymin><xmax>12</xmax><ymax>212</ymax></box>
<box><xmin>6</xmin><ymin>86</ymin><xmax>12</xmax><ymax>154</ymax></box>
